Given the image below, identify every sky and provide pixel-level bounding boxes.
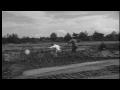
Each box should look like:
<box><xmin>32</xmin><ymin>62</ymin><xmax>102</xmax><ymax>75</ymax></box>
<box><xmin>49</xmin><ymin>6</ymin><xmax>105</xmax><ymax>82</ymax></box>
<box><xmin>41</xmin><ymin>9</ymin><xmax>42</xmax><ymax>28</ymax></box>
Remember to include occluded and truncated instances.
<box><xmin>2</xmin><ymin>11</ymin><xmax>119</xmax><ymax>38</ymax></box>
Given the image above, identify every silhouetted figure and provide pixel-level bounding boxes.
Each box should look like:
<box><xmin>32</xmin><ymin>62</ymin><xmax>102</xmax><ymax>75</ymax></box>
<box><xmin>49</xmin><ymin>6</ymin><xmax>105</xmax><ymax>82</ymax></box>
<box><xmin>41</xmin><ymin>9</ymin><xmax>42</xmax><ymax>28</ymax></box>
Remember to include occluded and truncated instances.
<box><xmin>98</xmin><ymin>41</ymin><xmax>106</xmax><ymax>51</ymax></box>
<box><xmin>68</xmin><ymin>36</ymin><xmax>79</xmax><ymax>53</ymax></box>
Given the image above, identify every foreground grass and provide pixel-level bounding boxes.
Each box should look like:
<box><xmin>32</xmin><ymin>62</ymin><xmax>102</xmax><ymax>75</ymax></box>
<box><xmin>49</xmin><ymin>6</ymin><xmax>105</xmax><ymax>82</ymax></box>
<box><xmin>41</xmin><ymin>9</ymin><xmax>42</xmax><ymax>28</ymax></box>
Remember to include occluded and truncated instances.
<box><xmin>2</xmin><ymin>53</ymin><xmax>119</xmax><ymax>79</ymax></box>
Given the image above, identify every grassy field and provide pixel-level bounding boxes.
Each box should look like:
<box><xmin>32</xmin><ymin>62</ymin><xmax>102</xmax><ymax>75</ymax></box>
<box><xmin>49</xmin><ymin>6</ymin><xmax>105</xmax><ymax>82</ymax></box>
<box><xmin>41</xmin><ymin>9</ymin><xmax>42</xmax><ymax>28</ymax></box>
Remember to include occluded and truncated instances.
<box><xmin>2</xmin><ymin>41</ymin><xmax>119</xmax><ymax>51</ymax></box>
<box><xmin>2</xmin><ymin>41</ymin><xmax>119</xmax><ymax>79</ymax></box>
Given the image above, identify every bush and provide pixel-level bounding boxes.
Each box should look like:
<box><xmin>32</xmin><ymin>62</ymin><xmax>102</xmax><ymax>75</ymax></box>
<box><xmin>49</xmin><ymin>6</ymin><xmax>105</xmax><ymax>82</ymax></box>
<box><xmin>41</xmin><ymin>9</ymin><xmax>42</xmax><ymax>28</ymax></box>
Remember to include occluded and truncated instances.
<box><xmin>9</xmin><ymin>64</ymin><xmax>25</xmax><ymax>78</ymax></box>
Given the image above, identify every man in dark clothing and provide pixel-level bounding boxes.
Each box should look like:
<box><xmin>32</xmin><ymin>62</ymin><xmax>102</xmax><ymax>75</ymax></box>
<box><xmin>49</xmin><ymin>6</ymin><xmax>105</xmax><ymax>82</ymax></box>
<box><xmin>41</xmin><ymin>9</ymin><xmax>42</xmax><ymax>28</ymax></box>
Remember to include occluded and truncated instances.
<box><xmin>98</xmin><ymin>41</ymin><xmax>106</xmax><ymax>51</ymax></box>
<box><xmin>68</xmin><ymin>36</ymin><xmax>79</xmax><ymax>53</ymax></box>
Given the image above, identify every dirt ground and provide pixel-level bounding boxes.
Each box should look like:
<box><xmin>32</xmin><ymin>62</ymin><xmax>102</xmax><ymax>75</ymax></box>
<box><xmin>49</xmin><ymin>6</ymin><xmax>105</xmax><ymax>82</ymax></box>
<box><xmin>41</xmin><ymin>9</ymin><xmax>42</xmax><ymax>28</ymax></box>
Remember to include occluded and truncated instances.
<box><xmin>15</xmin><ymin>59</ymin><xmax>119</xmax><ymax>79</ymax></box>
<box><xmin>88</xmin><ymin>74</ymin><xmax>119</xmax><ymax>79</ymax></box>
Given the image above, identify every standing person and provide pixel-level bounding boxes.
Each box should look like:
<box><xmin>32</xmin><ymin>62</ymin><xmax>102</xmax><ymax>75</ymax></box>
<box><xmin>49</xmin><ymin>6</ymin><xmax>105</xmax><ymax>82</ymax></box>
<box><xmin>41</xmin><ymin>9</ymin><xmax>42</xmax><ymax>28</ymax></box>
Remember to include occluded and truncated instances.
<box><xmin>48</xmin><ymin>43</ymin><xmax>62</xmax><ymax>55</ymax></box>
<box><xmin>68</xmin><ymin>36</ymin><xmax>79</xmax><ymax>53</ymax></box>
<box><xmin>98</xmin><ymin>41</ymin><xmax>106</xmax><ymax>51</ymax></box>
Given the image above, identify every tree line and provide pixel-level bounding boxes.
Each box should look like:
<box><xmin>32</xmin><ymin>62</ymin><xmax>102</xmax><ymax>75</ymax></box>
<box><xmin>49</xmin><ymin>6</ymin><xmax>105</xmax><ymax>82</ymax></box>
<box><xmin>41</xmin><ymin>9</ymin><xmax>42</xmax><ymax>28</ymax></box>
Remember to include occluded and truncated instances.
<box><xmin>2</xmin><ymin>31</ymin><xmax>120</xmax><ymax>44</ymax></box>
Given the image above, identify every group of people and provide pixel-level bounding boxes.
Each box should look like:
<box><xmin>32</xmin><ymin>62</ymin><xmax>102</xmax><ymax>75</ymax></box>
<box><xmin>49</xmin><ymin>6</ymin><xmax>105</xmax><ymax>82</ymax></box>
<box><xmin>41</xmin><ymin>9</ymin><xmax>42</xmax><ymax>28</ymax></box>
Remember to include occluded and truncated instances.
<box><xmin>48</xmin><ymin>36</ymin><xmax>79</xmax><ymax>55</ymax></box>
<box><xmin>48</xmin><ymin>36</ymin><xmax>107</xmax><ymax>56</ymax></box>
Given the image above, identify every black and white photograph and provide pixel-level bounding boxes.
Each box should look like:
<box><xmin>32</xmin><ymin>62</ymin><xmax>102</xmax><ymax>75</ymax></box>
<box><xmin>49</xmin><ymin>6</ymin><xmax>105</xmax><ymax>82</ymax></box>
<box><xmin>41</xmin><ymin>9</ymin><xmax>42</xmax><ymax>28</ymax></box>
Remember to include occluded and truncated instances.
<box><xmin>2</xmin><ymin>11</ymin><xmax>119</xmax><ymax>79</ymax></box>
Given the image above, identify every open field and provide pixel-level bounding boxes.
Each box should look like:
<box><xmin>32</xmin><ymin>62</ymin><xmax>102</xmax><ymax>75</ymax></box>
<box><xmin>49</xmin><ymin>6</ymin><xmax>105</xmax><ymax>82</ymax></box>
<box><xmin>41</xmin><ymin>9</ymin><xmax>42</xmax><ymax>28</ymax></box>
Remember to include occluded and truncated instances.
<box><xmin>2</xmin><ymin>41</ymin><xmax>120</xmax><ymax>79</ymax></box>
<box><xmin>2</xmin><ymin>41</ymin><xmax>119</xmax><ymax>51</ymax></box>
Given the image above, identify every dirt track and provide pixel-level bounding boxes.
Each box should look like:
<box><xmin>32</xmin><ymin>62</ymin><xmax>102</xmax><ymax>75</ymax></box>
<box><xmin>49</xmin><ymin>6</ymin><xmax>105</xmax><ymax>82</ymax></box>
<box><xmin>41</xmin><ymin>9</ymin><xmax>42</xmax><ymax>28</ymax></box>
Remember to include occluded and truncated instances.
<box><xmin>15</xmin><ymin>59</ymin><xmax>119</xmax><ymax>79</ymax></box>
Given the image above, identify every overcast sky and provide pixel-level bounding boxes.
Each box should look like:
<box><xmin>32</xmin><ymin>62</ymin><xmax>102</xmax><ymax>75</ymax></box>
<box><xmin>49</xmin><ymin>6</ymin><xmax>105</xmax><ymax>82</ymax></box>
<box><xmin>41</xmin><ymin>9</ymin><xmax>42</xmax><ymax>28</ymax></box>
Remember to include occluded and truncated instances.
<box><xmin>2</xmin><ymin>11</ymin><xmax>119</xmax><ymax>37</ymax></box>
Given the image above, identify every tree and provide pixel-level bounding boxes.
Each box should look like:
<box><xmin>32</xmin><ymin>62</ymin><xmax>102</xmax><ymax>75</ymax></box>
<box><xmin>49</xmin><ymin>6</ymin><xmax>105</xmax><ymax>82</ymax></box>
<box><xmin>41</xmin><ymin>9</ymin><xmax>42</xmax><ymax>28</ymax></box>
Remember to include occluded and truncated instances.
<box><xmin>56</xmin><ymin>37</ymin><xmax>64</xmax><ymax>42</ymax></box>
<box><xmin>50</xmin><ymin>32</ymin><xmax>57</xmax><ymax>42</ymax></box>
<box><xmin>105</xmin><ymin>31</ymin><xmax>119</xmax><ymax>41</ymax></box>
<box><xmin>2</xmin><ymin>36</ymin><xmax>7</xmax><ymax>44</ymax></box>
<box><xmin>72</xmin><ymin>32</ymin><xmax>78</xmax><ymax>39</ymax></box>
<box><xmin>64</xmin><ymin>33</ymin><xmax>72</xmax><ymax>41</ymax></box>
<box><xmin>31</xmin><ymin>37</ymin><xmax>39</xmax><ymax>43</ymax></box>
<box><xmin>78</xmin><ymin>31</ymin><xmax>90</xmax><ymax>41</ymax></box>
<box><xmin>6</xmin><ymin>33</ymin><xmax>19</xmax><ymax>44</ymax></box>
<box><xmin>89</xmin><ymin>35</ymin><xmax>93</xmax><ymax>41</ymax></box>
<box><xmin>116</xmin><ymin>32</ymin><xmax>120</xmax><ymax>41</ymax></box>
<box><xmin>92</xmin><ymin>31</ymin><xmax>104</xmax><ymax>41</ymax></box>
<box><xmin>20</xmin><ymin>36</ymin><xmax>33</xmax><ymax>43</ymax></box>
